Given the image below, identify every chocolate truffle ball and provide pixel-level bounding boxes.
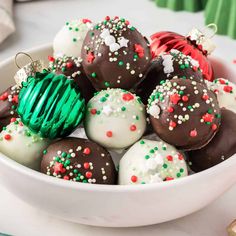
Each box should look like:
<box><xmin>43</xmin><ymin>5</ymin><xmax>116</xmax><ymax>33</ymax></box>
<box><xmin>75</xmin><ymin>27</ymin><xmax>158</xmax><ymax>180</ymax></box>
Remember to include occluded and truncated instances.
<box><xmin>85</xmin><ymin>89</ymin><xmax>146</xmax><ymax>149</ymax></box>
<box><xmin>119</xmin><ymin>139</ymin><xmax>188</xmax><ymax>185</ymax></box>
<box><xmin>0</xmin><ymin>85</ymin><xmax>19</xmax><ymax>131</ymax></box>
<box><xmin>53</xmin><ymin>19</ymin><xmax>93</xmax><ymax>58</ymax></box>
<box><xmin>41</xmin><ymin>137</ymin><xmax>117</xmax><ymax>185</ymax></box>
<box><xmin>188</xmin><ymin>109</ymin><xmax>236</xmax><ymax>172</ymax></box>
<box><xmin>136</xmin><ymin>49</ymin><xmax>204</xmax><ymax>104</ymax></box>
<box><xmin>81</xmin><ymin>16</ymin><xmax>151</xmax><ymax>90</ymax></box>
<box><xmin>206</xmin><ymin>78</ymin><xmax>236</xmax><ymax>113</ymax></box>
<box><xmin>0</xmin><ymin>118</ymin><xmax>50</xmax><ymax>170</ymax></box>
<box><xmin>48</xmin><ymin>55</ymin><xmax>95</xmax><ymax>103</ymax></box>
<box><xmin>147</xmin><ymin>78</ymin><xmax>221</xmax><ymax>150</ymax></box>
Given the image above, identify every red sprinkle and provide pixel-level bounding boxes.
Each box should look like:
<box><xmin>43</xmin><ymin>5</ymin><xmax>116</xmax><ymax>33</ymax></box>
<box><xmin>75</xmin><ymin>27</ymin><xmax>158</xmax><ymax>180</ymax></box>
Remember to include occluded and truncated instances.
<box><xmin>166</xmin><ymin>155</ymin><xmax>173</xmax><ymax>162</ymax></box>
<box><xmin>122</xmin><ymin>93</ymin><xmax>134</xmax><ymax>101</ymax></box>
<box><xmin>192</xmin><ymin>66</ymin><xmax>198</xmax><ymax>71</ymax></box>
<box><xmin>83</xmin><ymin>148</ymin><xmax>91</xmax><ymax>155</ymax></box>
<box><xmin>170</xmin><ymin>93</ymin><xmax>181</xmax><ymax>104</ymax></box>
<box><xmin>169</xmin><ymin>121</ymin><xmax>177</xmax><ymax>128</ymax></box>
<box><xmin>0</xmin><ymin>92</ymin><xmax>8</xmax><ymax>101</ymax></box>
<box><xmin>48</xmin><ymin>56</ymin><xmax>55</xmax><ymax>62</ymax></box>
<box><xmin>202</xmin><ymin>113</ymin><xmax>214</xmax><ymax>123</ymax></box>
<box><xmin>82</xmin><ymin>19</ymin><xmax>92</xmax><ymax>23</ymax></box>
<box><xmin>53</xmin><ymin>162</ymin><xmax>64</xmax><ymax>174</ymax></box>
<box><xmin>85</xmin><ymin>171</ymin><xmax>92</xmax><ymax>179</ymax></box>
<box><xmin>106</xmin><ymin>131</ymin><xmax>113</xmax><ymax>137</ymax></box>
<box><xmin>134</xmin><ymin>44</ymin><xmax>144</xmax><ymax>58</ymax></box>
<box><xmin>90</xmin><ymin>108</ymin><xmax>97</xmax><ymax>115</ymax></box>
<box><xmin>211</xmin><ymin>123</ymin><xmax>218</xmax><ymax>131</ymax></box>
<box><xmin>87</xmin><ymin>52</ymin><xmax>95</xmax><ymax>63</ymax></box>
<box><xmin>202</xmin><ymin>94</ymin><xmax>209</xmax><ymax>101</ymax></box>
<box><xmin>223</xmin><ymin>85</ymin><xmax>233</xmax><ymax>93</ymax></box>
<box><xmin>10</xmin><ymin>118</ymin><xmax>16</xmax><ymax>123</ymax></box>
<box><xmin>165</xmin><ymin>177</ymin><xmax>174</xmax><ymax>181</ymax></box>
<box><xmin>105</xmin><ymin>16</ymin><xmax>110</xmax><ymax>21</ymax></box>
<box><xmin>214</xmin><ymin>89</ymin><xmax>219</xmax><ymax>94</ymax></box>
<box><xmin>63</xmin><ymin>176</ymin><xmax>69</xmax><ymax>180</ymax></box>
<box><xmin>84</xmin><ymin>162</ymin><xmax>90</xmax><ymax>169</ymax></box>
<box><xmin>219</xmin><ymin>79</ymin><xmax>226</xmax><ymax>84</ymax></box>
<box><xmin>66</xmin><ymin>62</ymin><xmax>73</xmax><ymax>69</ymax></box>
<box><xmin>182</xmin><ymin>95</ymin><xmax>189</xmax><ymax>102</ymax></box>
<box><xmin>4</xmin><ymin>134</ymin><xmax>11</xmax><ymax>140</ymax></box>
<box><xmin>130</xmin><ymin>125</ymin><xmax>137</xmax><ymax>131</ymax></box>
<box><xmin>190</xmin><ymin>129</ymin><xmax>197</xmax><ymax>137</ymax></box>
<box><xmin>178</xmin><ymin>153</ymin><xmax>184</xmax><ymax>160</ymax></box>
<box><xmin>131</xmin><ymin>175</ymin><xmax>138</xmax><ymax>183</ymax></box>
<box><xmin>125</xmin><ymin>20</ymin><xmax>130</xmax><ymax>25</ymax></box>
<box><xmin>12</xmin><ymin>95</ymin><xmax>18</xmax><ymax>104</ymax></box>
<box><xmin>167</xmin><ymin>107</ymin><xmax>174</xmax><ymax>113</ymax></box>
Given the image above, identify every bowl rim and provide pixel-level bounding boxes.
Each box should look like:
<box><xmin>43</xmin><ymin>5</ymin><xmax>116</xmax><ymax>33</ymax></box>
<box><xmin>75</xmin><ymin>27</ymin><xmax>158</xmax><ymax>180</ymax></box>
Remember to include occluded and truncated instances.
<box><xmin>0</xmin><ymin>43</ymin><xmax>236</xmax><ymax>193</ymax></box>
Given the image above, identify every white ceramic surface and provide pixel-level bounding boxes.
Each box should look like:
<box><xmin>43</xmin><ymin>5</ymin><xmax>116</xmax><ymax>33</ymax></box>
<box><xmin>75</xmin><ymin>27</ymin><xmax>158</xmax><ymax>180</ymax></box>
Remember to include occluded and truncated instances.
<box><xmin>0</xmin><ymin>44</ymin><xmax>236</xmax><ymax>228</ymax></box>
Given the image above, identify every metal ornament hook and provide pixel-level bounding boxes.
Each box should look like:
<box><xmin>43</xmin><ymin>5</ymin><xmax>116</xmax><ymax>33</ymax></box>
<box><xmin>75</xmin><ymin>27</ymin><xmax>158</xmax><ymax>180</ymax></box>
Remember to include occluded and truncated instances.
<box><xmin>202</xmin><ymin>23</ymin><xmax>218</xmax><ymax>39</ymax></box>
<box><xmin>15</xmin><ymin>52</ymin><xmax>34</xmax><ymax>69</ymax></box>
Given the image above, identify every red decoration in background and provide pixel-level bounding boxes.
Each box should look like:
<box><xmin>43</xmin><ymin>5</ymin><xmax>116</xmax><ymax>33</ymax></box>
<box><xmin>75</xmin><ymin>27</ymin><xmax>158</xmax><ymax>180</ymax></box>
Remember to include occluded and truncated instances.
<box><xmin>150</xmin><ymin>31</ymin><xmax>214</xmax><ymax>81</ymax></box>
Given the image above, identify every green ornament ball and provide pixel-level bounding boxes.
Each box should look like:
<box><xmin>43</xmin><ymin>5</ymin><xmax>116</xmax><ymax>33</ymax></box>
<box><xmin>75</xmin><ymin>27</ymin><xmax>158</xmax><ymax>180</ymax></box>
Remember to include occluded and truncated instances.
<box><xmin>17</xmin><ymin>71</ymin><xmax>85</xmax><ymax>139</ymax></box>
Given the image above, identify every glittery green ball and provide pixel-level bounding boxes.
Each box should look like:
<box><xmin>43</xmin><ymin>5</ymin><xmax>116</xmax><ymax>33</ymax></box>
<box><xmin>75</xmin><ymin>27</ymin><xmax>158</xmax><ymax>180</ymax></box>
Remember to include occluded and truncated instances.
<box><xmin>17</xmin><ymin>72</ymin><xmax>85</xmax><ymax>139</ymax></box>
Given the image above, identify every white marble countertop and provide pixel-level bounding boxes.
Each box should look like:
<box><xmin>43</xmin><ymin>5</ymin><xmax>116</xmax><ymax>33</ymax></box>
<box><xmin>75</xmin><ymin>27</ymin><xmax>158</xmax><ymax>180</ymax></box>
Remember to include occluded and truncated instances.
<box><xmin>0</xmin><ymin>0</ymin><xmax>236</xmax><ymax>235</ymax></box>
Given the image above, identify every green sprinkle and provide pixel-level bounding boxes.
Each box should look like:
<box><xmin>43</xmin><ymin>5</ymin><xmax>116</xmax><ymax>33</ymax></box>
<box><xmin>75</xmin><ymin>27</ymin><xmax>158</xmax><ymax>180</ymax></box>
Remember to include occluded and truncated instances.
<box><xmin>105</xmin><ymin>94</ymin><xmax>109</xmax><ymax>97</ymax></box>
<box><xmin>65</xmin><ymin>160</ymin><xmax>71</xmax><ymax>165</ymax></box>
<box><xmin>96</xmin><ymin>110</ymin><xmax>101</xmax><ymax>115</ymax></box>
<box><xmin>179</xmin><ymin>91</ymin><xmax>184</xmax><ymax>95</ymax></box>
<box><xmin>12</xmin><ymin>105</ymin><xmax>16</xmax><ymax>110</ymax></box>
<box><xmin>185</xmin><ymin>63</ymin><xmax>189</xmax><ymax>68</ymax></box>
<box><xmin>141</xmin><ymin>181</ymin><xmax>146</xmax><ymax>184</ymax></box>
<box><xmin>130</xmin><ymin>26</ymin><xmax>135</xmax><ymax>31</ymax></box>
<box><xmin>104</xmin><ymin>82</ymin><xmax>110</xmax><ymax>87</ymax></box>
<box><xmin>182</xmin><ymin>76</ymin><xmax>187</xmax><ymax>79</ymax></box>
<box><xmin>180</xmin><ymin>64</ymin><xmax>185</xmax><ymax>69</ymax></box>
<box><xmin>61</xmin><ymin>152</ymin><xmax>67</xmax><ymax>158</ymax></box>
<box><xmin>177</xmin><ymin>173</ymin><xmax>181</xmax><ymax>178</ymax></box>
<box><xmin>55</xmin><ymin>157</ymin><xmax>60</xmax><ymax>162</ymax></box>
<box><xmin>136</xmin><ymin>116</ymin><xmax>139</xmax><ymax>120</ymax></box>
<box><xmin>206</xmin><ymin>122</ymin><xmax>211</xmax><ymax>125</ymax></box>
<box><xmin>69</xmin><ymin>27</ymin><xmax>72</xmax><ymax>30</ymax></box>
<box><xmin>140</xmin><ymin>140</ymin><xmax>145</xmax><ymax>144</ymax></box>
<box><xmin>208</xmin><ymin>109</ymin><xmax>213</xmax><ymax>114</ymax></box>
<box><xmin>215</xmin><ymin>114</ymin><xmax>221</xmax><ymax>118</ymax></box>
<box><xmin>14</xmin><ymin>121</ymin><xmax>19</xmax><ymax>125</ymax></box>
<box><xmin>180</xmin><ymin>168</ymin><xmax>184</xmax><ymax>173</ymax></box>
<box><xmin>76</xmin><ymin>177</ymin><xmax>80</xmax><ymax>181</ymax></box>
<box><xmin>154</xmin><ymin>147</ymin><xmax>158</xmax><ymax>150</ymax></box>
<box><xmin>90</xmin><ymin>32</ymin><xmax>94</xmax><ymax>37</ymax></box>
<box><xmin>188</xmin><ymin>105</ymin><xmax>192</xmax><ymax>110</ymax></box>
<box><xmin>163</xmin><ymin>163</ymin><xmax>168</xmax><ymax>168</ymax></box>
<box><xmin>145</xmin><ymin>155</ymin><xmax>150</xmax><ymax>160</ymax></box>
<box><xmin>75</xmin><ymin>28</ymin><xmax>79</xmax><ymax>31</ymax></box>
<box><xmin>150</xmin><ymin>149</ymin><xmax>155</xmax><ymax>154</ymax></box>
<box><xmin>160</xmin><ymin>80</ymin><xmax>165</xmax><ymax>85</ymax></box>
<box><xmin>66</xmin><ymin>22</ymin><xmax>69</xmax><ymax>25</ymax></box>
<box><xmin>73</xmin><ymin>38</ymin><xmax>77</xmax><ymax>42</ymax></box>
<box><xmin>95</xmin><ymin>25</ymin><xmax>99</xmax><ymax>29</ymax></box>
<box><xmin>118</xmin><ymin>61</ymin><xmax>124</xmax><ymax>66</ymax></box>
<box><xmin>121</xmin><ymin>106</ymin><xmax>126</xmax><ymax>111</ymax></box>
<box><xmin>67</xmin><ymin>154</ymin><xmax>71</xmax><ymax>158</ymax></box>
<box><xmin>134</xmin><ymin>54</ymin><xmax>138</xmax><ymax>59</ymax></box>
<box><xmin>43</xmin><ymin>150</ymin><xmax>47</xmax><ymax>155</ymax></box>
<box><xmin>162</xmin><ymin>146</ymin><xmax>167</xmax><ymax>151</ymax></box>
<box><xmin>83</xmin><ymin>179</ymin><xmax>88</xmax><ymax>183</ymax></box>
<box><xmin>100</xmin><ymin>97</ymin><xmax>107</xmax><ymax>102</ymax></box>
<box><xmin>73</xmin><ymin>169</ymin><xmax>79</xmax><ymax>174</ymax></box>
<box><xmin>61</xmin><ymin>67</ymin><xmax>66</xmax><ymax>72</ymax></box>
<box><xmin>91</xmin><ymin>72</ymin><xmax>97</xmax><ymax>78</ymax></box>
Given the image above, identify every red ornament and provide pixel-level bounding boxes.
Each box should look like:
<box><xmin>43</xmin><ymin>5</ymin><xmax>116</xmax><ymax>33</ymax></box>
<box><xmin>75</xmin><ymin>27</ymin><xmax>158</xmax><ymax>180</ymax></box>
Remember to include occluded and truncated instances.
<box><xmin>150</xmin><ymin>27</ymin><xmax>216</xmax><ymax>81</ymax></box>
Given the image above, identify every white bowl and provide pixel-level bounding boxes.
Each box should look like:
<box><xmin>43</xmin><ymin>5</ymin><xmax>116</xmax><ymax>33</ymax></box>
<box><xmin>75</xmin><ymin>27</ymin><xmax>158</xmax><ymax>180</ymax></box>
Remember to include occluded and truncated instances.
<box><xmin>0</xmin><ymin>44</ymin><xmax>236</xmax><ymax>227</ymax></box>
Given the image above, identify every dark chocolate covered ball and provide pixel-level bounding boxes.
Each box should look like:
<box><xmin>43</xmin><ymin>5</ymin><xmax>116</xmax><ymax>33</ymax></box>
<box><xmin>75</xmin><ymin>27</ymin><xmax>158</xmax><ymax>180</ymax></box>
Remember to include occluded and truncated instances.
<box><xmin>0</xmin><ymin>85</ymin><xmax>19</xmax><ymax>131</ymax></box>
<box><xmin>147</xmin><ymin>78</ymin><xmax>221</xmax><ymax>150</ymax></box>
<box><xmin>81</xmin><ymin>16</ymin><xmax>151</xmax><ymax>90</ymax></box>
<box><xmin>48</xmin><ymin>55</ymin><xmax>96</xmax><ymax>103</ymax></box>
<box><xmin>136</xmin><ymin>49</ymin><xmax>204</xmax><ymax>104</ymax></box>
<box><xmin>188</xmin><ymin>109</ymin><xmax>236</xmax><ymax>172</ymax></box>
<box><xmin>41</xmin><ymin>137</ymin><xmax>117</xmax><ymax>185</ymax></box>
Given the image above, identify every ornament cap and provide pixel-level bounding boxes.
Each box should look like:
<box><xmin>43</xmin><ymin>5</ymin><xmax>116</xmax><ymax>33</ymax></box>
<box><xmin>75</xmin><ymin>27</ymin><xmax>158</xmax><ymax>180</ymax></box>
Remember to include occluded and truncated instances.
<box><xmin>14</xmin><ymin>52</ymin><xmax>45</xmax><ymax>87</ymax></box>
<box><xmin>187</xmin><ymin>24</ymin><xmax>217</xmax><ymax>55</ymax></box>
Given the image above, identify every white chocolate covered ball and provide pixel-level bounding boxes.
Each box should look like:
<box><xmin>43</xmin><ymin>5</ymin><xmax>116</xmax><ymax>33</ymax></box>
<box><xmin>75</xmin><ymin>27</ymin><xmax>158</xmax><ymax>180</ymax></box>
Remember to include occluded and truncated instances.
<box><xmin>85</xmin><ymin>89</ymin><xmax>146</xmax><ymax>149</ymax></box>
<box><xmin>53</xmin><ymin>19</ymin><xmax>93</xmax><ymax>57</ymax></box>
<box><xmin>206</xmin><ymin>78</ymin><xmax>236</xmax><ymax>113</ymax></box>
<box><xmin>119</xmin><ymin>139</ymin><xmax>188</xmax><ymax>185</ymax></box>
<box><xmin>0</xmin><ymin>119</ymin><xmax>50</xmax><ymax>170</ymax></box>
